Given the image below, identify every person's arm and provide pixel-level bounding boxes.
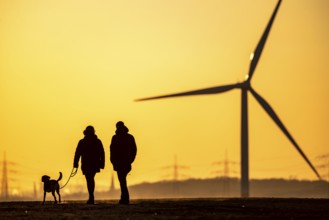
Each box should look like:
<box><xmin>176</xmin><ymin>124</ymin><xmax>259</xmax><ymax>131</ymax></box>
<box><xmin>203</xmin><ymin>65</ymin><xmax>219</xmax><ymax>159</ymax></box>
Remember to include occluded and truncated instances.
<box><xmin>109</xmin><ymin>136</ymin><xmax>115</xmax><ymax>165</ymax></box>
<box><xmin>109</xmin><ymin>135</ymin><xmax>118</xmax><ymax>171</ymax></box>
<box><xmin>130</xmin><ymin>135</ymin><xmax>137</xmax><ymax>164</ymax></box>
<box><xmin>73</xmin><ymin>141</ymin><xmax>82</xmax><ymax>168</ymax></box>
<box><xmin>99</xmin><ymin>140</ymin><xmax>105</xmax><ymax>169</ymax></box>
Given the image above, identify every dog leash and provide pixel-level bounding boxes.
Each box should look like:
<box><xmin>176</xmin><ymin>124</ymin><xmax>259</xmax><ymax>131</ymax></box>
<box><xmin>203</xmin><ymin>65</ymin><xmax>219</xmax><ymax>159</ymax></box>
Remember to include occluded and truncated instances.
<box><xmin>60</xmin><ymin>167</ymin><xmax>78</xmax><ymax>189</ymax></box>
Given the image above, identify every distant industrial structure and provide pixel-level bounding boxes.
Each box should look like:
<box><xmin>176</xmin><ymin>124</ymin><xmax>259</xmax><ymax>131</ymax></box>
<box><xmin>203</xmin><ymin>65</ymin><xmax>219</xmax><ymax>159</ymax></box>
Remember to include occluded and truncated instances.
<box><xmin>212</xmin><ymin>150</ymin><xmax>238</xmax><ymax>196</ymax></box>
<box><xmin>1</xmin><ymin>152</ymin><xmax>9</xmax><ymax>200</ymax></box>
<box><xmin>109</xmin><ymin>172</ymin><xmax>115</xmax><ymax>193</ymax></box>
<box><xmin>161</xmin><ymin>156</ymin><xmax>189</xmax><ymax>196</ymax></box>
<box><xmin>162</xmin><ymin>156</ymin><xmax>189</xmax><ymax>182</ymax></box>
<box><xmin>1</xmin><ymin>152</ymin><xmax>18</xmax><ymax>201</ymax></box>
<box><xmin>316</xmin><ymin>153</ymin><xmax>329</xmax><ymax>180</ymax></box>
<box><xmin>316</xmin><ymin>153</ymin><xmax>329</xmax><ymax>198</ymax></box>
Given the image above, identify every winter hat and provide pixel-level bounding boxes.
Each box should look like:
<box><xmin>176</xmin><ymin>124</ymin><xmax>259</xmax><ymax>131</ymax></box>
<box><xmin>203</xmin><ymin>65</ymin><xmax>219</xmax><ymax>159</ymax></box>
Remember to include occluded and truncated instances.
<box><xmin>84</xmin><ymin>125</ymin><xmax>95</xmax><ymax>136</ymax></box>
<box><xmin>116</xmin><ymin>121</ymin><xmax>125</xmax><ymax>129</ymax></box>
<box><xmin>116</xmin><ymin>121</ymin><xmax>129</xmax><ymax>133</ymax></box>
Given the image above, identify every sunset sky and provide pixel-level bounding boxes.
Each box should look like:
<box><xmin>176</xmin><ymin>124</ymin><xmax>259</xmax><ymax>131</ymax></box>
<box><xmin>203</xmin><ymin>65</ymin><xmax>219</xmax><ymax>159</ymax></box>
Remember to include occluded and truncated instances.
<box><xmin>1</xmin><ymin>0</ymin><xmax>328</xmax><ymax>195</ymax></box>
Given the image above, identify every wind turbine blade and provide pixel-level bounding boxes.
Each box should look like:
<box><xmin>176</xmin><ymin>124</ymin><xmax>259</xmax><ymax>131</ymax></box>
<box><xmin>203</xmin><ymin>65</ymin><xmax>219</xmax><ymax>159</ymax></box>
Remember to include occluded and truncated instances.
<box><xmin>248</xmin><ymin>0</ymin><xmax>282</xmax><ymax>80</ymax></box>
<box><xmin>250</xmin><ymin>88</ymin><xmax>321</xmax><ymax>180</ymax></box>
<box><xmin>135</xmin><ymin>83</ymin><xmax>241</xmax><ymax>101</ymax></box>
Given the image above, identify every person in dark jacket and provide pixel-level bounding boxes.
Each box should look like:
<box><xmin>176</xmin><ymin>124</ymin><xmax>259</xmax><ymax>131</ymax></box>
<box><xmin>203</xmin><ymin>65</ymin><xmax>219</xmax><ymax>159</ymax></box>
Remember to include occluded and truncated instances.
<box><xmin>110</xmin><ymin>121</ymin><xmax>137</xmax><ymax>204</ymax></box>
<box><xmin>74</xmin><ymin>125</ymin><xmax>105</xmax><ymax>204</ymax></box>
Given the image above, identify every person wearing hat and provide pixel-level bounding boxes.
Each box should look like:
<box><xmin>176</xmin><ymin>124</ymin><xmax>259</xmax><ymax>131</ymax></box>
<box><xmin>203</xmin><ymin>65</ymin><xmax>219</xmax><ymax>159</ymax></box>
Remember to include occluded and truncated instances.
<box><xmin>74</xmin><ymin>125</ymin><xmax>105</xmax><ymax>204</ymax></box>
<box><xmin>110</xmin><ymin>121</ymin><xmax>137</xmax><ymax>204</ymax></box>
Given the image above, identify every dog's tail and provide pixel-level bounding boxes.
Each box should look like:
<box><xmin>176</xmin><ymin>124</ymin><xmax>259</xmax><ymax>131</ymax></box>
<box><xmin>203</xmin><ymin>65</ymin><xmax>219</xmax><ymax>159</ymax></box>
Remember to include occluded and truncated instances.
<box><xmin>57</xmin><ymin>172</ymin><xmax>62</xmax><ymax>182</ymax></box>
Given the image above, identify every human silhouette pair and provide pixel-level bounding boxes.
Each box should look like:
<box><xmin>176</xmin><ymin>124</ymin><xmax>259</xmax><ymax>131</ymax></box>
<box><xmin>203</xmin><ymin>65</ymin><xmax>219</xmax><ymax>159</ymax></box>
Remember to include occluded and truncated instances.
<box><xmin>73</xmin><ymin>122</ymin><xmax>137</xmax><ymax>204</ymax></box>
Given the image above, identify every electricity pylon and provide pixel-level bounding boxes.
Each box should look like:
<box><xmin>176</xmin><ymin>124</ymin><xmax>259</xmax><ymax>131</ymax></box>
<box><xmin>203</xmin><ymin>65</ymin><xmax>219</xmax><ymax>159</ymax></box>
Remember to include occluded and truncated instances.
<box><xmin>212</xmin><ymin>150</ymin><xmax>238</xmax><ymax>196</ymax></box>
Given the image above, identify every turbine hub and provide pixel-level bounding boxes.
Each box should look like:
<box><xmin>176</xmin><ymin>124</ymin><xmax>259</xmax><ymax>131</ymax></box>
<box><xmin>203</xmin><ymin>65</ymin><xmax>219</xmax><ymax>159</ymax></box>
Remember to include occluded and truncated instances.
<box><xmin>240</xmin><ymin>80</ymin><xmax>251</xmax><ymax>90</ymax></box>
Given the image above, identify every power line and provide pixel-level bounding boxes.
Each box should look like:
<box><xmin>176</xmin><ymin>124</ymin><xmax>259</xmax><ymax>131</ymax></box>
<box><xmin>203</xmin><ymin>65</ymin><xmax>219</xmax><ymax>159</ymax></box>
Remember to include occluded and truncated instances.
<box><xmin>212</xmin><ymin>150</ymin><xmax>238</xmax><ymax>178</ymax></box>
<box><xmin>161</xmin><ymin>155</ymin><xmax>189</xmax><ymax>197</ymax></box>
<box><xmin>315</xmin><ymin>153</ymin><xmax>329</xmax><ymax>198</ymax></box>
<box><xmin>212</xmin><ymin>150</ymin><xmax>238</xmax><ymax>197</ymax></box>
<box><xmin>1</xmin><ymin>152</ymin><xmax>8</xmax><ymax>200</ymax></box>
<box><xmin>315</xmin><ymin>153</ymin><xmax>329</xmax><ymax>181</ymax></box>
<box><xmin>161</xmin><ymin>155</ymin><xmax>189</xmax><ymax>182</ymax></box>
<box><xmin>0</xmin><ymin>152</ymin><xmax>18</xmax><ymax>200</ymax></box>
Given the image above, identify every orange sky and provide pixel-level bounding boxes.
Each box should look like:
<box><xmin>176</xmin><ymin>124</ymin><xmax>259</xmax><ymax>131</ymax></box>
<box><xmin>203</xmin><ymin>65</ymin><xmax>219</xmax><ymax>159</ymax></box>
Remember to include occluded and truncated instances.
<box><xmin>1</xmin><ymin>0</ymin><xmax>329</xmax><ymax>195</ymax></box>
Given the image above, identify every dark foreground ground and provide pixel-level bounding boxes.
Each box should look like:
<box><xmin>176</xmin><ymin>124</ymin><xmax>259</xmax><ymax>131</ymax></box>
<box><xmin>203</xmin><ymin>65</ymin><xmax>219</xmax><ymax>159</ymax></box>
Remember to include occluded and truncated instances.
<box><xmin>0</xmin><ymin>198</ymin><xmax>329</xmax><ymax>219</ymax></box>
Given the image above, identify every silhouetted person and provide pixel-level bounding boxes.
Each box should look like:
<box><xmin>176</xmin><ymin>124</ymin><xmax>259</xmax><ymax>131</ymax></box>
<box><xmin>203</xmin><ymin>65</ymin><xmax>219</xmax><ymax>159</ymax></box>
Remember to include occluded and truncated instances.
<box><xmin>74</xmin><ymin>126</ymin><xmax>105</xmax><ymax>204</ymax></box>
<box><xmin>110</xmin><ymin>121</ymin><xmax>137</xmax><ymax>204</ymax></box>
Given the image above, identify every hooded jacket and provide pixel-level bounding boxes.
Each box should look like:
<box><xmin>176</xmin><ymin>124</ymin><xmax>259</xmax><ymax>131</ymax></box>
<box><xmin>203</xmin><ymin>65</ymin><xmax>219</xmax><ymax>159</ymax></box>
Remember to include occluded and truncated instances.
<box><xmin>110</xmin><ymin>126</ymin><xmax>137</xmax><ymax>172</ymax></box>
<box><xmin>74</xmin><ymin>134</ymin><xmax>105</xmax><ymax>175</ymax></box>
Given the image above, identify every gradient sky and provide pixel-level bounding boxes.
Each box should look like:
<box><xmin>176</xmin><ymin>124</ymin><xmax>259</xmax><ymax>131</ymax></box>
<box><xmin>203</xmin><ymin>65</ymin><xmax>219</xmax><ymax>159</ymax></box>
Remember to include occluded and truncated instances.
<box><xmin>1</xmin><ymin>0</ymin><xmax>329</xmax><ymax>195</ymax></box>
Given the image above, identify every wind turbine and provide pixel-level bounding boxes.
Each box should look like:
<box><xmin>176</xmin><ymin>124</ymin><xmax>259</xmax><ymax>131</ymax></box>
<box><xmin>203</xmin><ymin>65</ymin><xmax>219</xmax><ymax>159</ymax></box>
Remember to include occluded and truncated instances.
<box><xmin>135</xmin><ymin>0</ymin><xmax>321</xmax><ymax>197</ymax></box>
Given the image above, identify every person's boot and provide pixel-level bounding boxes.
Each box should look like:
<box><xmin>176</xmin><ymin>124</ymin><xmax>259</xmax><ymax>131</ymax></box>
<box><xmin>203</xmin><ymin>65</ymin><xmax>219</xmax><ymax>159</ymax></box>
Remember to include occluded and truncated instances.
<box><xmin>119</xmin><ymin>199</ymin><xmax>129</xmax><ymax>205</ymax></box>
<box><xmin>87</xmin><ymin>195</ymin><xmax>94</xmax><ymax>204</ymax></box>
<box><xmin>119</xmin><ymin>195</ymin><xmax>129</xmax><ymax>205</ymax></box>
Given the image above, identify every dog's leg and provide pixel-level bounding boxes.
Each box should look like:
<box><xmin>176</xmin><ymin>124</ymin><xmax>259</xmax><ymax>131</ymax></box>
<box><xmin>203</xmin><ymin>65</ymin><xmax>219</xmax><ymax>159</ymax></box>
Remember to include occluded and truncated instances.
<box><xmin>42</xmin><ymin>192</ymin><xmax>46</xmax><ymax>205</ymax></box>
<box><xmin>52</xmin><ymin>191</ymin><xmax>57</xmax><ymax>204</ymax></box>
<box><xmin>56</xmin><ymin>188</ymin><xmax>61</xmax><ymax>203</ymax></box>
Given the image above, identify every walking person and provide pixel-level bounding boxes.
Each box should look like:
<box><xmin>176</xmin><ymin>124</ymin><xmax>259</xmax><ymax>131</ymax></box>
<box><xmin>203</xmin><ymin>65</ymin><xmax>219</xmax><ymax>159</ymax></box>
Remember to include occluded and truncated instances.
<box><xmin>74</xmin><ymin>125</ymin><xmax>105</xmax><ymax>204</ymax></box>
<box><xmin>110</xmin><ymin>121</ymin><xmax>137</xmax><ymax>204</ymax></box>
